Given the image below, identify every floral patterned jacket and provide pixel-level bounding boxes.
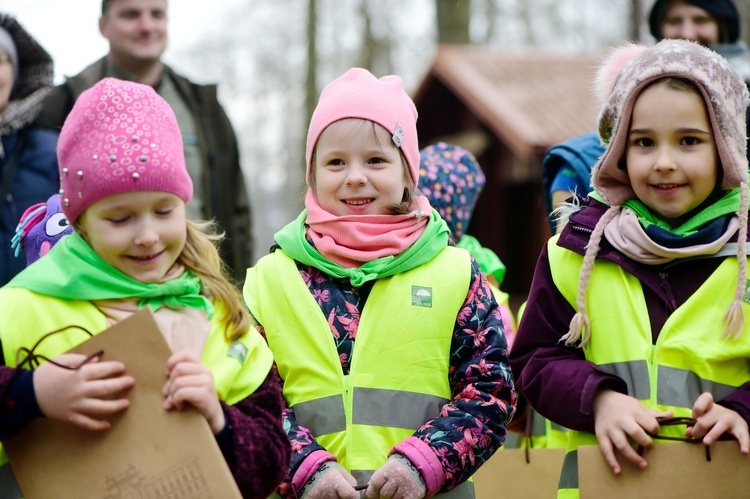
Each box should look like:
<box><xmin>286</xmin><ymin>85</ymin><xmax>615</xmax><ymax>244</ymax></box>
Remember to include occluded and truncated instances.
<box><xmin>255</xmin><ymin>254</ymin><xmax>516</xmax><ymax>496</ymax></box>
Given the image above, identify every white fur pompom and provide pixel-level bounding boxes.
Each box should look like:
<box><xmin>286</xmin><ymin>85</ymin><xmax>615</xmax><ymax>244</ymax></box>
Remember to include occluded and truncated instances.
<box><xmin>595</xmin><ymin>42</ymin><xmax>648</xmax><ymax>105</ymax></box>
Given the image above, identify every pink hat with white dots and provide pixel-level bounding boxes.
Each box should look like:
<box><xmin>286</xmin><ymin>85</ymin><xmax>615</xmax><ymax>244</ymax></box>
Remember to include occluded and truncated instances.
<box><xmin>57</xmin><ymin>77</ymin><xmax>193</xmax><ymax>222</ymax></box>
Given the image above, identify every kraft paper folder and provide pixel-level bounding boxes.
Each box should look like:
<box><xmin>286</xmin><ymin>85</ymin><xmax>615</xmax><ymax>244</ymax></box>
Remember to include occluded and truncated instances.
<box><xmin>578</xmin><ymin>441</ymin><xmax>750</xmax><ymax>498</ymax></box>
<box><xmin>4</xmin><ymin>308</ymin><xmax>242</xmax><ymax>499</ymax></box>
<box><xmin>473</xmin><ymin>447</ymin><xmax>565</xmax><ymax>498</ymax></box>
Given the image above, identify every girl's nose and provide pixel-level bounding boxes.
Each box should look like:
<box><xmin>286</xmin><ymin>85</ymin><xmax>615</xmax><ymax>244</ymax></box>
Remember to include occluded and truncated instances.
<box><xmin>654</xmin><ymin>148</ymin><xmax>678</xmax><ymax>171</ymax></box>
<box><xmin>345</xmin><ymin>165</ymin><xmax>367</xmax><ymax>186</ymax></box>
<box><xmin>134</xmin><ymin>224</ymin><xmax>159</xmax><ymax>246</ymax></box>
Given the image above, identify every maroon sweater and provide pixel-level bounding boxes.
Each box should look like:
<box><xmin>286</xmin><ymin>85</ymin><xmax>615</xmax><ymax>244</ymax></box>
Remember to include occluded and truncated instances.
<box><xmin>509</xmin><ymin>198</ymin><xmax>750</xmax><ymax>434</ymax></box>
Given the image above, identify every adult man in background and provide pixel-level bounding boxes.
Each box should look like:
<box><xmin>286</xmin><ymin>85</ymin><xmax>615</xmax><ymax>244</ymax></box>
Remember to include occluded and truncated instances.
<box><xmin>35</xmin><ymin>0</ymin><xmax>252</xmax><ymax>282</ymax></box>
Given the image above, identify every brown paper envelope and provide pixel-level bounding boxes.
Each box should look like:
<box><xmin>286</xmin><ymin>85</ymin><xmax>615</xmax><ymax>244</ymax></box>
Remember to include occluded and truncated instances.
<box><xmin>473</xmin><ymin>447</ymin><xmax>566</xmax><ymax>498</ymax></box>
<box><xmin>4</xmin><ymin>308</ymin><xmax>241</xmax><ymax>499</ymax></box>
<box><xmin>579</xmin><ymin>441</ymin><xmax>750</xmax><ymax>499</ymax></box>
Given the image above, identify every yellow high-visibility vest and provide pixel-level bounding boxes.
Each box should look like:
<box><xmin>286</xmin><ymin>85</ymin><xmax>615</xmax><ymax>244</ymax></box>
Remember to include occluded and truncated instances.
<box><xmin>547</xmin><ymin>235</ymin><xmax>750</xmax><ymax>499</ymax></box>
<box><xmin>244</xmin><ymin>248</ymin><xmax>476</xmax><ymax>497</ymax></box>
<box><xmin>0</xmin><ymin>288</ymin><xmax>272</xmax><ymax>495</ymax></box>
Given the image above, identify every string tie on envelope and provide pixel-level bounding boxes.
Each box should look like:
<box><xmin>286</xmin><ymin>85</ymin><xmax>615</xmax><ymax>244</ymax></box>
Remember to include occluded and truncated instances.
<box><xmin>15</xmin><ymin>325</ymin><xmax>102</xmax><ymax>371</ymax></box>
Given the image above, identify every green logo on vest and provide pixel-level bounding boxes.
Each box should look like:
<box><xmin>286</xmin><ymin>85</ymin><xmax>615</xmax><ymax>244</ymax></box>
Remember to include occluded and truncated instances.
<box><xmin>227</xmin><ymin>341</ymin><xmax>248</xmax><ymax>364</ymax></box>
<box><xmin>743</xmin><ymin>280</ymin><xmax>750</xmax><ymax>305</ymax></box>
<box><xmin>412</xmin><ymin>286</ymin><xmax>433</xmax><ymax>308</ymax></box>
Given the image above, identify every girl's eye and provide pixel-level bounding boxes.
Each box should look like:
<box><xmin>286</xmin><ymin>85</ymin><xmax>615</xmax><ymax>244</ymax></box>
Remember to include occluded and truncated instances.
<box><xmin>328</xmin><ymin>159</ymin><xmax>344</xmax><ymax>166</ymax></box>
<box><xmin>682</xmin><ymin>137</ymin><xmax>700</xmax><ymax>146</ymax></box>
<box><xmin>370</xmin><ymin>157</ymin><xmax>384</xmax><ymax>164</ymax></box>
<box><xmin>633</xmin><ymin>138</ymin><xmax>653</xmax><ymax>147</ymax></box>
<box><xmin>156</xmin><ymin>208</ymin><xmax>174</xmax><ymax>216</ymax></box>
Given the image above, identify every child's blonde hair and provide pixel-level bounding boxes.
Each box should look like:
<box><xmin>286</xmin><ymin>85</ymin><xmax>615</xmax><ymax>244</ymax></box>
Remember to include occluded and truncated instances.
<box><xmin>179</xmin><ymin>220</ymin><xmax>250</xmax><ymax>342</ymax></box>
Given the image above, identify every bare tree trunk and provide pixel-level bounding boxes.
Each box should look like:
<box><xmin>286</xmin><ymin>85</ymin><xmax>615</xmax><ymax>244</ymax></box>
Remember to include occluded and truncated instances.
<box><xmin>360</xmin><ymin>0</ymin><xmax>376</xmax><ymax>70</ymax></box>
<box><xmin>479</xmin><ymin>0</ymin><xmax>499</xmax><ymax>45</ymax></box>
<box><xmin>436</xmin><ymin>0</ymin><xmax>471</xmax><ymax>44</ymax></box>
<box><xmin>629</xmin><ymin>0</ymin><xmax>643</xmax><ymax>42</ymax></box>
<box><xmin>516</xmin><ymin>0</ymin><xmax>537</xmax><ymax>46</ymax></box>
<box><xmin>358</xmin><ymin>1</ymin><xmax>394</xmax><ymax>75</ymax></box>
<box><xmin>304</xmin><ymin>0</ymin><xmax>317</xmax><ymax>171</ymax></box>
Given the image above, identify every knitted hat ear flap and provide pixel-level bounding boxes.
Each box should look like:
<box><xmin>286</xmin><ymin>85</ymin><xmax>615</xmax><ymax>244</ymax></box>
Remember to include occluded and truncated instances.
<box><xmin>723</xmin><ymin>180</ymin><xmax>748</xmax><ymax>340</ymax></box>
<box><xmin>560</xmin><ymin>205</ymin><xmax>621</xmax><ymax>347</ymax></box>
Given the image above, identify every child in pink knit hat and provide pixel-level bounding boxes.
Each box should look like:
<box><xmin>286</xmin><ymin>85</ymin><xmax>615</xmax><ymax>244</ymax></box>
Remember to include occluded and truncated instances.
<box><xmin>244</xmin><ymin>67</ymin><xmax>515</xmax><ymax>499</ymax></box>
<box><xmin>0</xmin><ymin>78</ymin><xmax>289</xmax><ymax>496</ymax></box>
<box><xmin>511</xmin><ymin>39</ymin><xmax>750</xmax><ymax>497</ymax></box>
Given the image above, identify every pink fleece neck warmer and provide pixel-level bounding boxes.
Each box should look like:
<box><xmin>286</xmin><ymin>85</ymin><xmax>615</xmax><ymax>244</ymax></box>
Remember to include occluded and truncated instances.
<box><xmin>304</xmin><ymin>190</ymin><xmax>431</xmax><ymax>268</ymax></box>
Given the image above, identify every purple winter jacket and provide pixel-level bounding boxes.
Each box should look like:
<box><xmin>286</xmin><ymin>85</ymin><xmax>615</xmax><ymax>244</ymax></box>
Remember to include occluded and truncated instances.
<box><xmin>509</xmin><ymin>197</ymin><xmax>750</xmax><ymax>434</ymax></box>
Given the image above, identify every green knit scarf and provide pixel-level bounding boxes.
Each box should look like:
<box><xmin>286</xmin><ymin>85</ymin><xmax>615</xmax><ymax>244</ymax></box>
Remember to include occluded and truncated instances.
<box><xmin>590</xmin><ymin>188</ymin><xmax>741</xmax><ymax>236</ymax></box>
<box><xmin>7</xmin><ymin>232</ymin><xmax>214</xmax><ymax>318</ymax></box>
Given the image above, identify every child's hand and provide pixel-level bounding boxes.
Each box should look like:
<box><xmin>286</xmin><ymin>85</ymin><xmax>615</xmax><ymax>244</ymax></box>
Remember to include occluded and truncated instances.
<box><xmin>593</xmin><ymin>389</ymin><xmax>672</xmax><ymax>474</ymax></box>
<box><xmin>685</xmin><ymin>392</ymin><xmax>750</xmax><ymax>453</ymax></box>
<box><xmin>33</xmin><ymin>353</ymin><xmax>135</xmax><ymax>431</ymax></box>
<box><xmin>163</xmin><ymin>351</ymin><xmax>225</xmax><ymax>434</ymax></box>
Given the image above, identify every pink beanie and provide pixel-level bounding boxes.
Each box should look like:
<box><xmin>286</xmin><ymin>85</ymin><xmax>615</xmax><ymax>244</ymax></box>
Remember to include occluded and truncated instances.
<box><xmin>305</xmin><ymin>68</ymin><xmax>419</xmax><ymax>185</ymax></box>
<box><xmin>57</xmin><ymin>77</ymin><xmax>192</xmax><ymax>222</ymax></box>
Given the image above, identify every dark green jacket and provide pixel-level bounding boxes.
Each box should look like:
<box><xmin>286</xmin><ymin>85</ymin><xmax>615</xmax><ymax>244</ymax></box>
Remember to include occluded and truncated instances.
<box><xmin>34</xmin><ymin>57</ymin><xmax>252</xmax><ymax>283</ymax></box>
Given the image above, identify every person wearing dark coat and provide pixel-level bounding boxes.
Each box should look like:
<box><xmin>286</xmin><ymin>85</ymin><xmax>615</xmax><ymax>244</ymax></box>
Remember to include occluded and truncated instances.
<box><xmin>0</xmin><ymin>14</ymin><xmax>58</xmax><ymax>285</ymax></box>
<box><xmin>34</xmin><ymin>0</ymin><xmax>253</xmax><ymax>283</ymax></box>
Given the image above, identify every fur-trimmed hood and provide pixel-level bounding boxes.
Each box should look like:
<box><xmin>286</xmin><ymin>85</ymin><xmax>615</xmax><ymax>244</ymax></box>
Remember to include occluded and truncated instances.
<box><xmin>0</xmin><ymin>14</ymin><xmax>54</xmax><ymax>146</ymax></box>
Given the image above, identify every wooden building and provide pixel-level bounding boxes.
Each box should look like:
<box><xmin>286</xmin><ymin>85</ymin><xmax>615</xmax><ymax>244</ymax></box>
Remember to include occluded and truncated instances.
<box><xmin>413</xmin><ymin>45</ymin><xmax>603</xmax><ymax>305</ymax></box>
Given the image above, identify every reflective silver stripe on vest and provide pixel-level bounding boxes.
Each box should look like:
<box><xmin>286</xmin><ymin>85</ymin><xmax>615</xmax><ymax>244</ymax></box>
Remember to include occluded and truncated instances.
<box><xmin>530</xmin><ymin>413</ymin><xmax>566</xmax><ymax>435</ymax></box>
<box><xmin>596</xmin><ymin>362</ymin><xmax>739</xmax><ymax>408</ymax></box>
<box><xmin>0</xmin><ymin>464</ymin><xmax>21</xmax><ymax>499</ymax></box>
<box><xmin>530</xmin><ymin>410</ymin><xmax>546</xmax><ymax>436</ymax></box>
<box><xmin>558</xmin><ymin>450</ymin><xmax>578</xmax><ymax>490</ymax></box>
<box><xmin>657</xmin><ymin>366</ymin><xmax>737</xmax><ymax>408</ymax></box>
<box><xmin>352</xmin><ymin>469</ymin><xmax>373</xmax><ymax>486</ymax></box>
<box><xmin>551</xmin><ymin>421</ymin><xmax>568</xmax><ymax>433</ymax></box>
<box><xmin>353</xmin><ymin>388</ymin><xmax>449</xmax><ymax>429</ymax></box>
<box><xmin>293</xmin><ymin>388</ymin><xmax>448</xmax><ymax>436</ymax></box>
<box><xmin>438</xmin><ymin>481</ymin><xmax>475</xmax><ymax>498</ymax></box>
<box><xmin>352</xmin><ymin>470</ymin><xmax>475</xmax><ymax>498</ymax></box>
<box><xmin>292</xmin><ymin>394</ymin><xmax>346</xmax><ymax>435</ymax></box>
<box><xmin>598</xmin><ymin>361</ymin><xmax>650</xmax><ymax>400</ymax></box>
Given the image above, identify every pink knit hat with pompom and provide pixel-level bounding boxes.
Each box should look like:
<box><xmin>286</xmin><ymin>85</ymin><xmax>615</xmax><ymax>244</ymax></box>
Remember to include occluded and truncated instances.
<box><xmin>592</xmin><ymin>39</ymin><xmax>749</xmax><ymax>206</ymax></box>
<box><xmin>305</xmin><ymin>68</ymin><xmax>419</xmax><ymax>185</ymax></box>
<box><xmin>57</xmin><ymin>77</ymin><xmax>192</xmax><ymax>222</ymax></box>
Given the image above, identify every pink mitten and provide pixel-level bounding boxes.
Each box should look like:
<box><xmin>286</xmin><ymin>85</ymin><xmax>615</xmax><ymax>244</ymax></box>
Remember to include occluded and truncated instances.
<box><xmin>300</xmin><ymin>462</ymin><xmax>359</xmax><ymax>499</ymax></box>
<box><xmin>365</xmin><ymin>455</ymin><xmax>426</xmax><ymax>499</ymax></box>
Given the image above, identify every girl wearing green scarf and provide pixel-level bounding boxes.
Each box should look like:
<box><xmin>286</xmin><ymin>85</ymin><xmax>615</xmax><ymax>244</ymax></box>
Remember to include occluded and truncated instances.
<box><xmin>0</xmin><ymin>78</ymin><xmax>289</xmax><ymax>497</ymax></box>
<box><xmin>244</xmin><ymin>68</ymin><xmax>515</xmax><ymax>498</ymax></box>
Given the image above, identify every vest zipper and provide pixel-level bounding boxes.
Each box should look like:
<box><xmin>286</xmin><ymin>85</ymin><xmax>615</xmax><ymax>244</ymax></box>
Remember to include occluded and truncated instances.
<box><xmin>658</xmin><ymin>271</ymin><xmax>676</xmax><ymax>319</ymax></box>
<box><xmin>648</xmin><ymin>346</ymin><xmax>659</xmax><ymax>409</ymax></box>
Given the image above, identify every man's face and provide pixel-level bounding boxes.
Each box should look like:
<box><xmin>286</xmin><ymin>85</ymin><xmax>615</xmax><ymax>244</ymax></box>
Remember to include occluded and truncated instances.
<box><xmin>661</xmin><ymin>0</ymin><xmax>720</xmax><ymax>47</ymax></box>
<box><xmin>99</xmin><ymin>0</ymin><xmax>168</xmax><ymax>66</ymax></box>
